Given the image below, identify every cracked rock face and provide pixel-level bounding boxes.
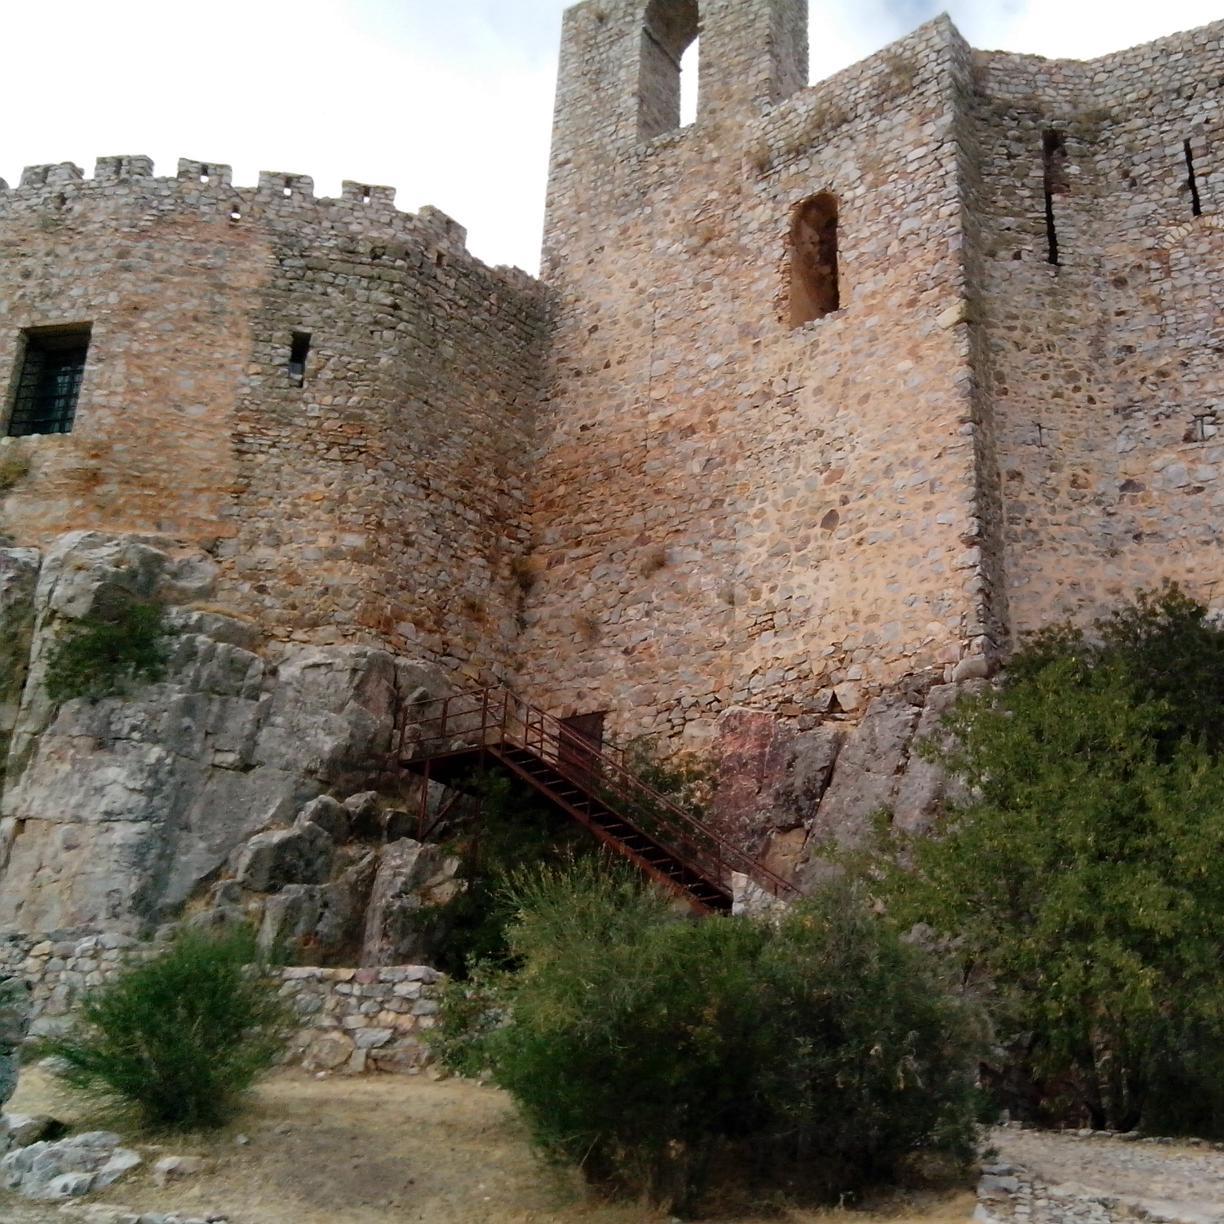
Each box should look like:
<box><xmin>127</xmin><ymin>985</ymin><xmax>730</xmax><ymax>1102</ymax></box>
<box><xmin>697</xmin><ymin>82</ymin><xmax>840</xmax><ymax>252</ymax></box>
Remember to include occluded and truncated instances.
<box><xmin>0</xmin><ymin>532</ymin><xmax>449</xmax><ymax>937</ymax></box>
<box><xmin>0</xmin><ymin>976</ymin><xmax>31</xmax><ymax>1109</ymax></box>
<box><xmin>712</xmin><ymin>679</ymin><xmax>979</xmax><ymax>885</ymax></box>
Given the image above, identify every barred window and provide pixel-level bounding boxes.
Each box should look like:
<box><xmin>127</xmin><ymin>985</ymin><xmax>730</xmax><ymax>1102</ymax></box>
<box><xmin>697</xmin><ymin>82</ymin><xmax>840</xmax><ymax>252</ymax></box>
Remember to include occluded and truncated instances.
<box><xmin>8</xmin><ymin>327</ymin><xmax>91</xmax><ymax>436</ymax></box>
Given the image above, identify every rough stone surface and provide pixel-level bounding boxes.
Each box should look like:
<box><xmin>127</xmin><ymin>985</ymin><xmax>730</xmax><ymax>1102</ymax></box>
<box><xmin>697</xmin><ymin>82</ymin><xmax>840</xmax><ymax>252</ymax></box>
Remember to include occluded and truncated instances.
<box><xmin>0</xmin><ymin>3</ymin><xmax>1220</xmax><ymax>1009</ymax></box>
<box><xmin>255</xmin><ymin>848</ymin><xmax>379</xmax><ymax>963</ymax></box>
<box><xmin>360</xmin><ymin>840</ymin><xmax>463</xmax><ymax>967</ymax></box>
<box><xmin>979</xmin><ymin>1126</ymin><xmax>1224</xmax><ymax>1223</ymax></box>
<box><xmin>151</xmin><ymin>1155</ymin><xmax>206</xmax><ymax>1188</ymax></box>
<box><xmin>0</xmin><ymin>934</ymin><xmax>443</xmax><ymax>1077</ymax></box>
<box><xmin>0</xmin><ymin>549</ymin><xmax>40</xmax><ymax>800</ymax></box>
<box><xmin>0</xmin><ymin>532</ymin><xmax>449</xmax><ymax>936</ymax></box>
<box><xmin>0</xmin><ymin>163</ymin><xmax>546</xmax><ymax>679</ymax></box>
<box><xmin>1</xmin><ymin>1131</ymin><xmax>139</xmax><ymax>1200</ymax></box>
<box><xmin>0</xmin><ymin>977</ymin><xmax>30</xmax><ymax>1109</ymax></box>
<box><xmin>235</xmin><ymin>823</ymin><xmax>335</xmax><ymax>894</ymax></box>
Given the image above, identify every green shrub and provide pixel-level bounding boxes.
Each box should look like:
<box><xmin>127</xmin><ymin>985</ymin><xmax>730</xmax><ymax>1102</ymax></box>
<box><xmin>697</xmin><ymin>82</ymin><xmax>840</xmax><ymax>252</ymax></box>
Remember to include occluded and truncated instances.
<box><xmin>44</xmin><ymin>601</ymin><xmax>168</xmax><ymax>704</ymax></box>
<box><xmin>409</xmin><ymin>771</ymin><xmax>594</xmax><ymax>978</ymax></box>
<box><xmin>876</xmin><ymin>587</ymin><xmax>1224</xmax><ymax>1135</ymax></box>
<box><xmin>446</xmin><ymin>861</ymin><xmax>981</xmax><ymax>1215</ymax></box>
<box><xmin>44</xmin><ymin>927</ymin><xmax>291</xmax><ymax>1130</ymax></box>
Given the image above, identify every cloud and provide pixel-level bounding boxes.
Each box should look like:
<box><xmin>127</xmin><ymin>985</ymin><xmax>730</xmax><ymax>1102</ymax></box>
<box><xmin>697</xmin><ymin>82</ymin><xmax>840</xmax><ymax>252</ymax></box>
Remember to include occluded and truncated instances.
<box><xmin>0</xmin><ymin>1</ymin><xmax>1217</xmax><ymax>273</ymax></box>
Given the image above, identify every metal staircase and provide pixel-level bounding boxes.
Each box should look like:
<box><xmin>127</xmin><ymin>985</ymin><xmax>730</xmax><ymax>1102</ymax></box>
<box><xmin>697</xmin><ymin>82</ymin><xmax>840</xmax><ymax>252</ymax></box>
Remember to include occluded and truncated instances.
<box><xmin>398</xmin><ymin>687</ymin><xmax>799</xmax><ymax>915</ymax></box>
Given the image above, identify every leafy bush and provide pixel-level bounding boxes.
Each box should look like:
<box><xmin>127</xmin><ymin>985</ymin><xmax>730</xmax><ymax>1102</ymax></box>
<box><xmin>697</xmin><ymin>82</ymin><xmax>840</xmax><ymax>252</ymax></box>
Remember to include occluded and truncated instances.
<box><xmin>623</xmin><ymin>735</ymin><xmax>715</xmax><ymax>818</ymax></box>
<box><xmin>877</xmin><ymin>586</ymin><xmax>1224</xmax><ymax>1135</ymax></box>
<box><xmin>44</xmin><ymin>927</ymin><xmax>291</xmax><ymax>1130</ymax></box>
<box><xmin>409</xmin><ymin>772</ymin><xmax>593</xmax><ymax>978</ymax></box>
<box><xmin>44</xmin><ymin>601</ymin><xmax>169</xmax><ymax>704</ymax></box>
<box><xmin>446</xmin><ymin>860</ymin><xmax>981</xmax><ymax>1215</ymax></box>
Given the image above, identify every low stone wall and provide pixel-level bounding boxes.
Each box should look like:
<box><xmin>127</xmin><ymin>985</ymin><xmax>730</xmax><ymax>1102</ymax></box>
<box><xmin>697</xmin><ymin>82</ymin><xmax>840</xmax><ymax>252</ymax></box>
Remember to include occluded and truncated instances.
<box><xmin>282</xmin><ymin>965</ymin><xmax>442</xmax><ymax>1075</ymax></box>
<box><xmin>0</xmin><ymin>935</ymin><xmax>443</xmax><ymax>1075</ymax></box>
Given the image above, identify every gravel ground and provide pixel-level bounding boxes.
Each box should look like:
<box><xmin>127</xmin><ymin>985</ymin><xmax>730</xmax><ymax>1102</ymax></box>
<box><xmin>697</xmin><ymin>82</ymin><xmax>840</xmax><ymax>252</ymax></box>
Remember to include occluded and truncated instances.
<box><xmin>979</xmin><ymin>1126</ymin><xmax>1224</xmax><ymax>1223</ymax></box>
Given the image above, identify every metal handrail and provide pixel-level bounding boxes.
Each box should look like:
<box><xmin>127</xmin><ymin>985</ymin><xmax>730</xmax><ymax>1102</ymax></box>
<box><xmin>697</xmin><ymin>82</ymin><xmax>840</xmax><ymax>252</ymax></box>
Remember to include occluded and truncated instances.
<box><xmin>400</xmin><ymin>686</ymin><xmax>799</xmax><ymax>902</ymax></box>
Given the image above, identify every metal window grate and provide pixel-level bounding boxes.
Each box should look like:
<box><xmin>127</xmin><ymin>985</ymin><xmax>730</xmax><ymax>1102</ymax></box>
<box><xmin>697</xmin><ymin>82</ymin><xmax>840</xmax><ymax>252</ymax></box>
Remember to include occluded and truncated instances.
<box><xmin>8</xmin><ymin>329</ymin><xmax>91</xmax><ymax>436</ymax></box>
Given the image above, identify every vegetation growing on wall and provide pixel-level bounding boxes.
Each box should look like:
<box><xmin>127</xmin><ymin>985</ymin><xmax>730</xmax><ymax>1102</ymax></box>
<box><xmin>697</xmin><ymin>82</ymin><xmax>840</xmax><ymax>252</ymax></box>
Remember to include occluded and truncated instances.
<box><xmin>874</xmin><ymin>586</ymin><xmax>1224</xmax><ymax>1136</ymax></box>
<box><xmin>43</xmin><ymin>601</ymin><xmax>169</xmax><ymax>704</ymax></box>
<box><xmin>0</xmin><ymin>451</ymin><xmax>31</xmax><ymax>492</ymax></box>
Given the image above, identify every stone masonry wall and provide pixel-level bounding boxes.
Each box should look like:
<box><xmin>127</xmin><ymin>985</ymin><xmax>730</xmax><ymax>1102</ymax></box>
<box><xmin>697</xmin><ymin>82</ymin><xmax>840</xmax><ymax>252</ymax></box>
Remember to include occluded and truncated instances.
<box><xmin>0</xmin><ymin>934</ymin><xmax>441</xmax><ymax>1076</ymax></box>
<box><xmin>0</xmin><ymin>161</ymin><xmax>548</xmax><ymax>682</ymax></box>
<box><xmin>518</xmin><ymin>4</ymin><xmax>994</xmax><ymax>749</ymax></box>
<box><xmin>972</xmin><ymin>23</ymin><xmax>1224</xmax><ymax>638</ymax></box>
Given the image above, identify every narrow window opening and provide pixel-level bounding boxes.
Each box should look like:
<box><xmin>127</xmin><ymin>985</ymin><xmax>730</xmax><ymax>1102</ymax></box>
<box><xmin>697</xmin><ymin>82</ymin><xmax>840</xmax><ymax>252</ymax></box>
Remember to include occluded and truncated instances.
<box><xmin>435</xmin><ymin>251</ymin><xmax>446</xmax><ymax>268</ymax></box>
<box><xmin>282</xmin><ymin>178</ymin><xmax>292</xmax><ymax>199</ymax></box>
<box><xmin>679</xmin><ymin>37</ymin><xmax>700</xmax><ymax>128</ymax></box>
<box><xmin>789</xmin><ymin>193</ymin><xmax>840</xmax><ymax>327</ymax></box>
<box><xmin>1185</xmin><ymin>139</ymin><xmax>1203</xmax><ymax>218</ymax></box>
<box><xmin>638</xmin><ymin>0</ymin><xmax>699</xmax><ymax>140</ymax></box>
<box><xmin>229</xmin><ymin>203</ymin><xmax>242</xmax><ymax>222</ymax></box>
<box><xmin>361</xmin><ymin>185</ymin><xmax>372</xmax><ymax>205</ymax></box>
<box><xmin>288</xmin><ymin>332</ymin><xmax>311</xmax><ymax>387</ymax></box>
<box><xmin>7</xmin><ymin>325</ymin><xmax>92</xmax><ymax>437</ymax></box>
<box><xmin>200</xmin><ymin>165</ymin><xmax>210</xmax><ymax>184</ymax></box>
<box><xmin>1042</xmin><ymin>129</ymin><xmax>1068</xmax><ymax>267</ymax></box>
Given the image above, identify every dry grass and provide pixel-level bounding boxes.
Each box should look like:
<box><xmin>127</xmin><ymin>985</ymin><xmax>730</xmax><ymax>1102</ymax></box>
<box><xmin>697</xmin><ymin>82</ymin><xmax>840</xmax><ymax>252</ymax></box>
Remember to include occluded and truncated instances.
<box><xmin>4</xmin><ymin>1066</ymin><xmax>976</xmax><ymax>1224</ymax></box>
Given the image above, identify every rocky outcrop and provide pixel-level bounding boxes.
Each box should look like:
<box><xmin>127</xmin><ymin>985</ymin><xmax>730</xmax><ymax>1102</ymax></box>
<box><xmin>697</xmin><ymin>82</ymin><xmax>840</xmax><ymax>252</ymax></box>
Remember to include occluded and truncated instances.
<box><xmin>361</xmin><ymin>840</ymin><xmax>464</xmax><ymax>967</ymax></box>
<box><xmin>0</xmin><ymin>532</ymin><xmax>450</xmax><ymax>937</ymax></box>
<box><xmin>1</xmin><ymin>1130</ymin><xmax>141</xmax><ymax>1199</ymax></box>
<box><xmin>0</xmin><ymin>549</ymin><xmax>40</xmax><ymax>809</ymax></box>
<box><xmin>712</xmin><ymin>677</ymin><xmax>979</xmax><ymax>886</ymax></box>
<box><xmin>0</xmin><ymin>976</ymin><xmax>30</xmax><ymax>1109</ymax></box>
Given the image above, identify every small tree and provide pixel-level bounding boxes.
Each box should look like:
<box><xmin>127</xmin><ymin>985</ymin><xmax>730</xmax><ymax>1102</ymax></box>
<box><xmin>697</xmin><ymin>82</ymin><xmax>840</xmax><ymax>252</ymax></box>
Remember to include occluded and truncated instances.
<box><xmin>44</xmin><ymin>927</ymin><xmax>291</xmax><ymax>1130</ymax></box>
<box><xmin>446</xmin><ymin>860</ymin><xmax>981</xmax><ymax>1215</ymax></box>
<box><xmin>878</xmin><ymin>587</ymin><xmax>1224</xmax><ymax>1134</ymax></box>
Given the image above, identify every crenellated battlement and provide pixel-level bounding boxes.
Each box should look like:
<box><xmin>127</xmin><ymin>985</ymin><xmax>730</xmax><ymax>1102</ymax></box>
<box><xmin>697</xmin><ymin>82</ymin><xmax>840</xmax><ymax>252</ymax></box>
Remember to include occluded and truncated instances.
<box><xmin>0</xmin><ymin>155</ymin><xmax>537</xmax><ymax>284</ymax></box>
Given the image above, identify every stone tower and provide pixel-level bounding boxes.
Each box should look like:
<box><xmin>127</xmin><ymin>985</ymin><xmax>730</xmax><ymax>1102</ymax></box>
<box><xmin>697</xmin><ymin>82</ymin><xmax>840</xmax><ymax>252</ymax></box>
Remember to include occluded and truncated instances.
<box><xmin>518</xmin><ymin>1</ymin><xmax>999</xmax><ymax>744</ymax></box>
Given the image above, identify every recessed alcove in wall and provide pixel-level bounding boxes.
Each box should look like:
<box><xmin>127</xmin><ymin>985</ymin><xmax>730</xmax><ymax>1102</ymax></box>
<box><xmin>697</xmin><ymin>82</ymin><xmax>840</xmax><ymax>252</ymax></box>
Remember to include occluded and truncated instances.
<box><xmin>788</xmin><ymin>193</ymin><xmax>840</xmax><ymax>326</ymax></box>
<box><xmin>639</xmin><ymin>0</ymin><xmax>700</xmax><ymax>140</ymax></box>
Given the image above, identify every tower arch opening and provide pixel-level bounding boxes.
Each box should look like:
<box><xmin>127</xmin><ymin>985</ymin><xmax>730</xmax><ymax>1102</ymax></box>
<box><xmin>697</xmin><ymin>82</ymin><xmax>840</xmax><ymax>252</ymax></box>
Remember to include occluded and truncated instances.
<box><xmin>639</xmin><ymin>0</ymin><xmax>700</xmax><ymax>140</ymax></box>
<box><xmin>789</xmin><ymin>193</ymin><xmax>840</xmax><ymax>326</ymax></box>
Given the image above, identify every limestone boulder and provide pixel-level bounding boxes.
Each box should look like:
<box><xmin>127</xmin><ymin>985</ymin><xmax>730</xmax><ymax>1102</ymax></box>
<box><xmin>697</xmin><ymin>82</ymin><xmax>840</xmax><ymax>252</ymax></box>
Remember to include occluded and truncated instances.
<box><xmin>712</xmin><ymin>708</ymin><xmax>843</xmax><ymax>855</ymax></box>
<box><xmin>892</xmin><ymin>682</ymin><xmax>965</xmax><ymax>833</ymax></box>
<box><xmin>257</xmin><ymin>849</ymin><xmax>378</xmax><ymax>963</ymax></box>
<box><xmin>0</xmin><ymin>1129</ymin><xmax>140</xmax><ymax>1199</ymax></box>
<box><xmin>297</xmin><ymin>795</ymin><xmax>349</xmax><ymax>842</ymax></box>
<box><xmin>236</xmin><ymin>822</ymin><xmax>334</xmax><ymax>893</ymax></box>
<box><xmin>0</xmin><ymin>531</ymin><xmax>450</xmax><ymax>935</ymax></box>
<box><xmin>808</xmin><ymin>692</ymin><xmax>921</xmax><ymax>848</ymax></box>
<box><xmin>360</xmin><ymin>839</ymin><xmax>463</xmax><ymax>966</ymax></box>
<box><xmin>0</xmin><ymin>548</ymin><xmax>40</xmax><ymax>801</ymax></box>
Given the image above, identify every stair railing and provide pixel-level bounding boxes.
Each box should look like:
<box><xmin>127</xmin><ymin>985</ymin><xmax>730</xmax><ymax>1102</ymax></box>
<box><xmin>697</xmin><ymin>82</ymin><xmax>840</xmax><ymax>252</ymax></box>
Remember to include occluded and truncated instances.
<box><xmin>400</xmin><ymin>687</ymin><xmax>799</xmax><ymax>903</ymax></box>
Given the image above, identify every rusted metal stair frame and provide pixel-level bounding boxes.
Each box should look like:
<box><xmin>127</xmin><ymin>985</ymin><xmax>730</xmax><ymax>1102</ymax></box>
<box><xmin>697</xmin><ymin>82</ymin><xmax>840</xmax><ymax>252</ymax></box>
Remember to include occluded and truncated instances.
<box><xmin>398</xmin><ymin>687</ymin><xmax>799</xmax><ymax>915</ymax></box>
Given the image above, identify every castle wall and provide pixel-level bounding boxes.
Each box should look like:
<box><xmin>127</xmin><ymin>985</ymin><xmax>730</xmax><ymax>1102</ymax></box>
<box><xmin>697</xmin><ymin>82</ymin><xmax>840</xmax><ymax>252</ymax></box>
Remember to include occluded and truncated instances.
<box><xmin>973</xmin><ymin>22</ymin><xmax>1224</xmax><ymax>637</ymax></box>
<box><xmin>518</xmin><ymin>2</ymin><xmax>995</xmax><ymax>747</ymax></box>
<box><xmin>0</xmin><ymin>161</ymin><xmax>547</xmax><ymax>680</ymax></box>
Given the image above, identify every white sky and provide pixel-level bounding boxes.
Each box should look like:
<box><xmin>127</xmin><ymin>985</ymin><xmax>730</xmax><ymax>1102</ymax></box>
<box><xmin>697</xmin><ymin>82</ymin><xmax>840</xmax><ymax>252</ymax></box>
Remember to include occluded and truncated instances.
<box><xmin>0</xmin><ymin>1</ymin><xmax>1219</xmax><ymax>274</ymax></box>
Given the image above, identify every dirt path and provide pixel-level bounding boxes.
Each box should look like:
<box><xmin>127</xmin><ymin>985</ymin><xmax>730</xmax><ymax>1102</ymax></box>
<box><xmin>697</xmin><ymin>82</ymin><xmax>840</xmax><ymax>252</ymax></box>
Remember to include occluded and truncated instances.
<box><xmin>2</xmin><ymin>1067</ymin><xmax>975</xmax><ymax>1223</ymax></box>
<box><xmin>987</xmin><ymin>1127</ymin><xmax>1224</xmax><ymax>1224</ymax></box>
